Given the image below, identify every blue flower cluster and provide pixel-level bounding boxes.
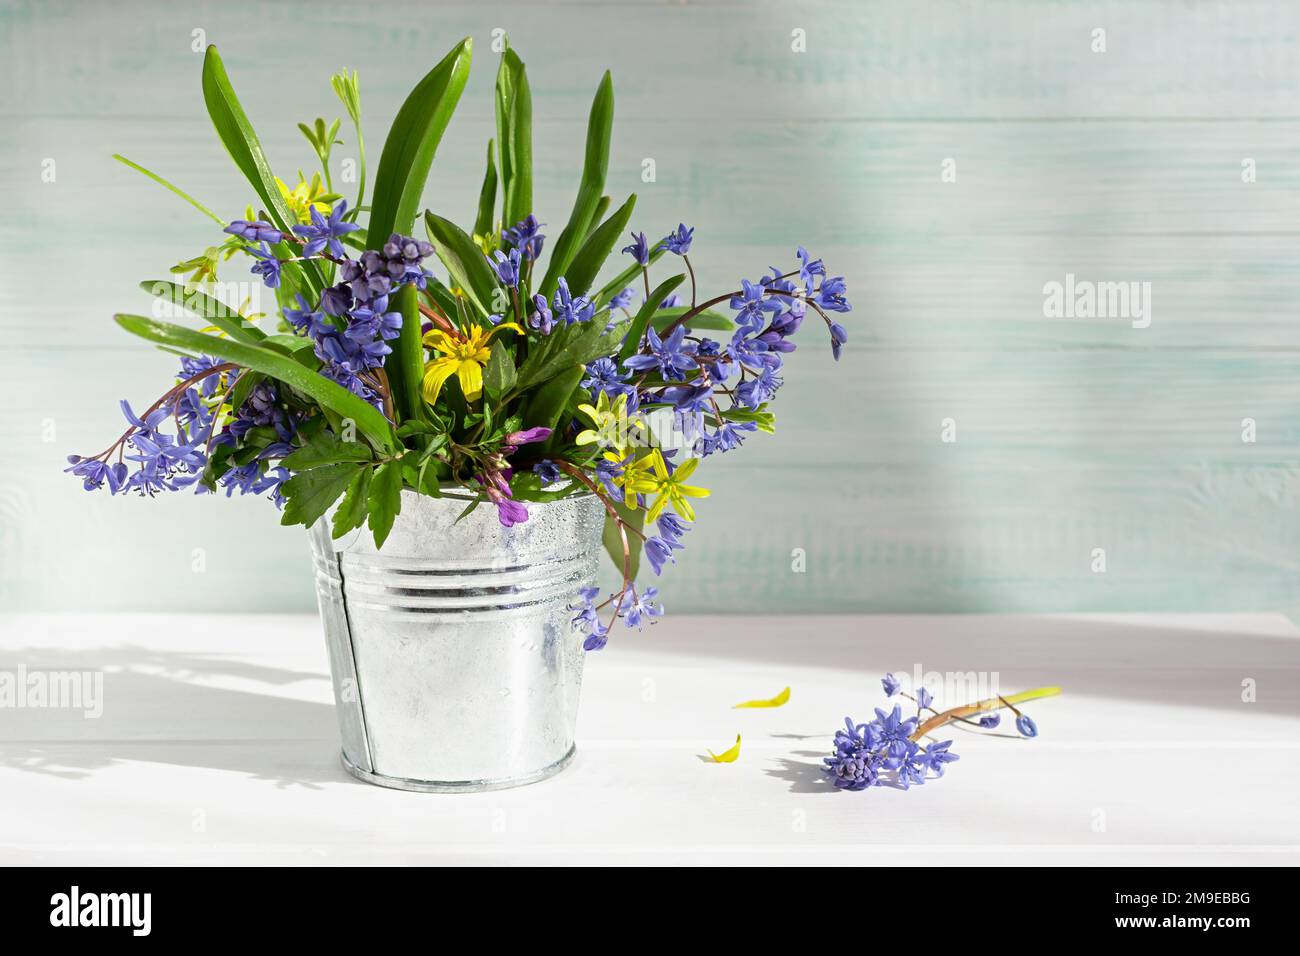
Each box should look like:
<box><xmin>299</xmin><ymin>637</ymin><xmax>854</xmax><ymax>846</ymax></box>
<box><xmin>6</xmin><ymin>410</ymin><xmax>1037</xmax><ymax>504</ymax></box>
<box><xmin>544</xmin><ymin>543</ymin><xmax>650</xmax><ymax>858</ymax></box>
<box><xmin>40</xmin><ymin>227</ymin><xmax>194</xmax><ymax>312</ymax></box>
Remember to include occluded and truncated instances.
<box><xmin>824</xmin><ymin>707</ymin><xmax>957</xmax><ymax>791</ymax></box>
<box><xmin>603</xmin><ymin>228</ymin><xmax>853</xmax><ymax>460</ymax></box>
<box><xmin>65</xmin><ymin>357</ymin><xmax>294</xmax><ymax>504</ymax></box>
<box><xmin>824</xmin><ymin>673</ymin><xmax>1045</xmax><ymax>792</ymax></box>
<box><xmin>569</xmin><ymin>582</ymin><xmax>663</xmax><ymax>650</ymax></box>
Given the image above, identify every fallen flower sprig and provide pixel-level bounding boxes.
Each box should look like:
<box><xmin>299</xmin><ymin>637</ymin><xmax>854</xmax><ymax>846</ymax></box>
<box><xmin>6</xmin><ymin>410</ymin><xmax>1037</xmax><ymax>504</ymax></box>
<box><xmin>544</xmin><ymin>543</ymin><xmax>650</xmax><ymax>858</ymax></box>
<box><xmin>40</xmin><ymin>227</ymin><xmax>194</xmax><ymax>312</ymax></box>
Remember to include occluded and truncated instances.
<box><xmin>824</xmin><ymin>675</ymin><xmax>1061</xmax><ymax>791</ymax></box>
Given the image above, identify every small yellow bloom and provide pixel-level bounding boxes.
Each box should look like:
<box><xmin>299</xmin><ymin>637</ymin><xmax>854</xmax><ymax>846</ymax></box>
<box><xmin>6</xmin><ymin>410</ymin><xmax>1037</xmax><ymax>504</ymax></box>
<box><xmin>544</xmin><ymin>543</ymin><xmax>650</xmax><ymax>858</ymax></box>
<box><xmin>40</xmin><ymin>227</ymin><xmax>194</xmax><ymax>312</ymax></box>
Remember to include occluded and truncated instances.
<box><xmin>602</xmin><ymin>449</ymin><xmax>656</xmax><ymax>509</ymax></box>
<box><xmin>276</xmin><ymin>173</ymin><xmax>338</xmax><ymax>223</ymax></box>
<box><xmin>421</xmin><ymin>322</ymin><xmax>523</xmax><ymax>404</ymax></box>
<box><xmin>576</xmin><ymin>391</ymin><xmax>640</xmax><ymax>452</ymax></box>
<box><xmin>627</xmin><ymin>449</ymin><xmax>710</xmax><ymax>522</ymax></box>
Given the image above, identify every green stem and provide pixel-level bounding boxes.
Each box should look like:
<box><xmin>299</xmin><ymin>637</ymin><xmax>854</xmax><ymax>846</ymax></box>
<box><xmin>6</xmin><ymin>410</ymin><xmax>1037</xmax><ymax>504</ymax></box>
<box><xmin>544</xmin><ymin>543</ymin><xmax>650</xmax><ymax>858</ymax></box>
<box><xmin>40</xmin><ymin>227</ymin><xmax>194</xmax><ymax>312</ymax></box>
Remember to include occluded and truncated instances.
<box><xmin>910</xmin><ymin>686</ymin><xmax>1061</xmax><ymax>742</ymax></box>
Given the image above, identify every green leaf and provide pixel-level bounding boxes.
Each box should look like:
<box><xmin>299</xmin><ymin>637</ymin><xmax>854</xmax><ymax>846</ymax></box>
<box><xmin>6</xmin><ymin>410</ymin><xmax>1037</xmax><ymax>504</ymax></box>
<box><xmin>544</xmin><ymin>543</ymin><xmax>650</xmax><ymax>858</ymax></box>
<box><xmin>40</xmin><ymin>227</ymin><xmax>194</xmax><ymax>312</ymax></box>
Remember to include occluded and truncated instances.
<box><xmin>281</xmin><ymin>462</ymin><xmax>363</xmax><ymax>530</ymax></box>
<box><xmin>619</xmin><ymin>274</ymin><xmax>685</xmax><ymax>361</ymax></box>
<box><xmin>474</xmin><ymin>138</ymin><xmax>498</xmax><ymax>239</ymax></box>
<box><xmin>538</xmin><ymin>71</ymin><xmax>614</xmax><ymax>299</ymax></box>
<box><xmin>331</xmin><ymin>465</ymin><xmax>373</xmax><ymax>538</ymax></box>
<box><xmin>113</xmin><ymin>154</ymin><xmax>225</xmax><ymax>226</ymax></box>
<box><xmin>515</xmin><ymin>318</ymin><xmax>628</xmax><ymax>392</ymax></box>
<box><xmin>200</xmin><ymin>46</ymin><xmax>326</xmax><ymax>294</ymax></box>
<box><xmin>139</xmin><ymin>280</ymin><xmax>266</xmax><ymax>343</ymax></box>
<box><xmin>602</xmin><ymin>501</ymin><xmax>644</xmax><ymax>580</ymax></box>
<box><xmin>226</xmin><ymin>369</ymin><xmax>264</xmax><ymax>415</ymax></box>
<box><xmin>366</xmin><ymin>37</ymin><xmax>472</xmax><ymax>415</ymax></box>
<box><xmin>563</xmin><ymin>193</ymin><xmax>636</xmax><ymax>297</ymax></box>
<box><xmin>586</xmin><ymin>195</ymin><xmax>611</xmax><ymax>241</ymax></box>
<box><xmin>495</xmin><ymin>47</ymin><xmax>533</xmax><ymax>230</ymax></box>
<box><xmin>484</xmin><ymin>339</ymin><xmax>517</xmax><ymax>398</ymax></box>
<box><xmin>281</xmin><ymin>432</ymin><xmax>374</xmax><ymax>471</ymax></box>
<box><xmin>367</xmin><ymin>37</ymin><xmax>473</xmax><ymax>247</ymax></box>
<box><xmin>388</xmin><ymin>282</ymin><xmax>424</xmax><ymax>423</ymax></box>
<box><xmin>367</xmin><ymin>461</ymin><xmax>404</xmax><ymax>549</ymax></box>
<box><xmin>201</xmin><ymin>47</ymin><xmax>294</xmax><ymax>233</ymax></box>
<box><xmin>651</xmin><ymin>306</ymin><xmax>733</xmax><ymax>332</ymax></box>
<box><xmin>523</xmin><ymin>363</ymin><xmax>584</xmax><ymax>434</ymax></box>
<box><xmin>115</xmin><ymin>314</ymin><xmax>398</xmax><ymax>452</ymax></box>
<box><xmin>593</xmin><ymin>246</ymin><xmax>666</xmax><ymax>307</ymax></box>
<box><xmin>424</xmin><ymin>211</ymin><xmax>498</xmax><ymax>317</ymax></box>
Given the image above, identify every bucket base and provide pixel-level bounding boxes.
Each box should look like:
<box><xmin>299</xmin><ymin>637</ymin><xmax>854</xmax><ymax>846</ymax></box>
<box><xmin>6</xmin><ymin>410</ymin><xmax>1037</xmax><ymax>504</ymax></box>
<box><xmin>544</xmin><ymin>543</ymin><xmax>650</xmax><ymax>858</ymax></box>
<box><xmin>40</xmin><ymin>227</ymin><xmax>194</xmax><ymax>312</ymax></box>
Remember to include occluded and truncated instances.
<box><xmin>339</xmin><ymin>746</ymin><xmax>576</xmax><ymax>793</ymax></box>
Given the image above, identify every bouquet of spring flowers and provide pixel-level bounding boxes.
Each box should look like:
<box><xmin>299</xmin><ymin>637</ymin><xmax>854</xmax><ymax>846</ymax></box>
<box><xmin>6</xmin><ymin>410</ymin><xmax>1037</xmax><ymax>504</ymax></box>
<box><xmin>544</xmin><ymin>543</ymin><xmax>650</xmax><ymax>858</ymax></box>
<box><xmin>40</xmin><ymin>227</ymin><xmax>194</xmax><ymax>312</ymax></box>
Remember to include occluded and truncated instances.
<box><xmin>68</xmin><ymin>37</ymin><xmax>852</xmax><ymax>650</ymax></box>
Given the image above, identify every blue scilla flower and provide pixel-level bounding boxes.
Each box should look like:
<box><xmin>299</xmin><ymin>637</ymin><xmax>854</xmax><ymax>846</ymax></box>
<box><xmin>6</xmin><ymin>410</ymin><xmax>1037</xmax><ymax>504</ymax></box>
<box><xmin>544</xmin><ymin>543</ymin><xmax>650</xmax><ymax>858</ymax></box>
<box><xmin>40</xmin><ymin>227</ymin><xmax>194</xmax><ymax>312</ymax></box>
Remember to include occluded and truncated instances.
<box><xmin>797</xmin><ymin>246</ymin><xmax>825</xmax><ymax>288</ymax></box>
<box><xmin>582</xmin><ymin>357</ymin><xmax>631</xmax><ymax>400</ymax></box>
<box><xmin>529</xmin><ymin>293</ymin><xmax>554</xmax><ymax>335</ymax></box>
<box><xmin>292</xmin><ymin>200</ymin><xmax>360</xmax><ymax>258</ymax></box>
<box><xmin>552</xmin><ymin>278</ymin><xmax>595</xmax><ymax>325</ymax></box>
<box><xmin>224</xmin><ymin>219</ymin><xmax>284</xmax><ymax>243</ymax></box>
<box><xmin>917</xmin><ymin>686</ymin><xmax>934</xmax><ymax>710</ymax></box>
<box><xmin>882</xmin><ymin>673</ymin><xmax>902</xmax><ymax>697</ymax></box>
<box><xmin>619</xmin><ymin>586</ymin><xmax>663</xmax><ymax>629</ymax></box>
<box><xmin>503</xmin><ymin>214</ymin><xmax>545</xmax><ymax>260</ymax></box>
<box><xmin>532</xmin><ymin>459</ymin><xmax>563</xmax><ymax>485</ymax></box>
<box><xmin>1016</xmin><ymin>714</ymin><xmax>1038</xmax><ymax>738</ymax></box>
<box><xmin>830</xmin><ymin>321</ymin><xmax>849</xmax><ymax>361</ymax></box>
<box><xmin>623</xmin><ymin>325</ymin><xmax>694</xmax><ymax>380</ymax></box>
<box><xmin>736</xmin><ymin>364</ymin><xmax>782</xmax><ymax>409</ymax></box>
<box><xmin>729</xmin><ymin>278</ymin><xmax>782</xmax><ymax>331</ymax></box>
<box><xmin>284</xmin><ymin>294</ymin><xmax>332</xmax><ymax>337</ymax></box>
<box><xmin>826</xmin><ymin>749</ymin><xmax>879</xmax><ymax>791</ymax></box>
<box><xmin>608</xmin><ymin>286</ymin><xmax>635</xmax><ymax>310</ymax></box>
<box><xmin>920</xmin><ymin>740</ymin><xmax>960</xmax><ymax>776</ymax></box>
<box><xmin>660</xmin><ymin>383</ymin><xmax>712</xmax><ymax>413</ymax></box>
<box><xmin>815</xmin><ymin>275</ymin><xmax>852</xmax><ymax>314</ymax></box>
<box><xmin>978</xmin><ymin>713</ymin><xmax>1001</xmax><ymax>729</ymax></box>
<box><xmin>487</xmin><ymin>248</ymin><xmax>521</xmax><ymax>288</ymax></box>
<box><xmin>346</xmin><ymin>295</ymin><xmax>402</xmax><ymax>345</ymax></box>
<box><xmin>690</xmin><ymin>338</ymin><xmax>734</xmax><ymax>383</ymax></box>
<box><xmin>621</xmin><ymin>231</ymin><xmax>650</xmax><ymax>266</ymax></box>
<box><xmin>583</xmin><ymin>619</ymin><xmax>610</xmax><ymax>652</ymax></box>
<box><xmin>697</xmin><ymin>419</ymin><xmax>755</xmax><ymax>457</ymax></box>
<box><xmin>248</xmin><ymin>242</ymin><xmax>282</xmax><ymax>288</ymax></box>
<box><xmin>660</xmin><ymin>223</ymin><xmax>694</xmax><ymax>256</ymax></box>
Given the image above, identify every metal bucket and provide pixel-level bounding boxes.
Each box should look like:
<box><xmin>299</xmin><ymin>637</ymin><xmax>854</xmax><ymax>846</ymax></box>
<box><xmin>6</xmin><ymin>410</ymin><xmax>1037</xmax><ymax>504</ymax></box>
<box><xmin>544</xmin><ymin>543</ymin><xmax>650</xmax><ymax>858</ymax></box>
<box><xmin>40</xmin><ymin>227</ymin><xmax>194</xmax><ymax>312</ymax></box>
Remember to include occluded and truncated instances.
<box><xmin>308</xmin><ymin>489</ymin><xmax>605</xmax><ymax>792</ymax></box>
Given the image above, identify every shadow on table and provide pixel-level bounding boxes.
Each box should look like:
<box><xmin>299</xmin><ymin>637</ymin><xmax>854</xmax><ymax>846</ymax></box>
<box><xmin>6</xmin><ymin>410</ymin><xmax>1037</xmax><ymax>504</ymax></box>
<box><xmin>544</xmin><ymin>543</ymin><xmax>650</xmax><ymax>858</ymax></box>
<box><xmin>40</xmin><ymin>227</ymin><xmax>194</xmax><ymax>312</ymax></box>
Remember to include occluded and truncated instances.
<box><xmin>639</xmin><ymin>613</ymin><xmax>1300</xmax><ymax>718</ymax></box>
<box><xmin>0</xmin><ymin>645</ymin><xmax>351</xmax><ymax>788</ymax></box>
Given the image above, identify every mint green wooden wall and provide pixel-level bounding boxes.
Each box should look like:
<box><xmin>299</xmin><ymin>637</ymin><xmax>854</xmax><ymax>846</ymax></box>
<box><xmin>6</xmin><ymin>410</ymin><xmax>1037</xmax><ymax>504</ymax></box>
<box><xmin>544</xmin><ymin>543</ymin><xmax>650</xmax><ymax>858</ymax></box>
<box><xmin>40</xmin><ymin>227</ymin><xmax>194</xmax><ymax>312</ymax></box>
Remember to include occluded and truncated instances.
<box><xmin>2</xmin><ymin>0</ymin><xmax>1299</xmax><ymax>613</ymax></box>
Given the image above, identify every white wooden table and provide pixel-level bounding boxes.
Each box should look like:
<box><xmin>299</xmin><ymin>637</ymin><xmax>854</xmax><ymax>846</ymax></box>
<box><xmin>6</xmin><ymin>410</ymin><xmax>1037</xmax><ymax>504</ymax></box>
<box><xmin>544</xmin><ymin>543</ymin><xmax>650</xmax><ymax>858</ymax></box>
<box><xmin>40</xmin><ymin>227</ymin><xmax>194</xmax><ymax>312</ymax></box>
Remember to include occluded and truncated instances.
<box><xmin>2</xmin><ymin>613</ymin><xmax>1298</xmax><ymax>866</ymax></box>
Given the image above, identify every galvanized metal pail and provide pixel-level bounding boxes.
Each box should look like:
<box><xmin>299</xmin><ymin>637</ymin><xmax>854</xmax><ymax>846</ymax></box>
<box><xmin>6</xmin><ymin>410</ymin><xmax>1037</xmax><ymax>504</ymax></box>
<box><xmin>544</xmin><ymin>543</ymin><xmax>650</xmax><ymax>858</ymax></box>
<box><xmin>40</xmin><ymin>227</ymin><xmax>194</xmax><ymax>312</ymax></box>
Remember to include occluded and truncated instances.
<box><xmin>309</xmin><ymin>489</ymin><xmax>604</xmax><ymax>792</ymax></box>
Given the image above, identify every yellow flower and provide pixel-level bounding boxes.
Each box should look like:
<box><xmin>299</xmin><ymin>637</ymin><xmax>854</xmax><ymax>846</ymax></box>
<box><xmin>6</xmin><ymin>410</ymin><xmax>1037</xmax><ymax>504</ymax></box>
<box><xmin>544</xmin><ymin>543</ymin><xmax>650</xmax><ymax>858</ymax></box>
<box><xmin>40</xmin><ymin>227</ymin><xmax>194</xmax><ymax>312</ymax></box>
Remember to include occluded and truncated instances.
<box><xmin>276</xmin><ymin>173</ymin><xmax>339</xmax><ymax>223</ymax></box>
<box><xmin>626</xmin><ymin>449</ymin><xmax>710</xmax><ymax>522</ymax></box>
<box><xmin>576</xmin><ymin>391</ymin><xmax>640</xmax><ymax>452</ymax></box>
<box><xmin>603</xmin><ymin>449</ymin><xmax>656</xmax><ymax>509</ymax></box>
<box><xmin>421</xmin><ymin>322</ymin><xmax>523</xmax><ymax>404</ymax></box>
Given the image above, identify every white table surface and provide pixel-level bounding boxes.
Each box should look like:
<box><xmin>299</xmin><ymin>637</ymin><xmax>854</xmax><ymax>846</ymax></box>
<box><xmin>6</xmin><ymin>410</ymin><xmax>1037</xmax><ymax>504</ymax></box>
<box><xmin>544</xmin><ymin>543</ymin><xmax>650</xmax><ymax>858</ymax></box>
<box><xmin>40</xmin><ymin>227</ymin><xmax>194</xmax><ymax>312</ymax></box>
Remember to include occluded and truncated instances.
<box><xmin>2</xmin><ymin>612</ymin><xmax>1298</xmax><ymax>866</ymax></box>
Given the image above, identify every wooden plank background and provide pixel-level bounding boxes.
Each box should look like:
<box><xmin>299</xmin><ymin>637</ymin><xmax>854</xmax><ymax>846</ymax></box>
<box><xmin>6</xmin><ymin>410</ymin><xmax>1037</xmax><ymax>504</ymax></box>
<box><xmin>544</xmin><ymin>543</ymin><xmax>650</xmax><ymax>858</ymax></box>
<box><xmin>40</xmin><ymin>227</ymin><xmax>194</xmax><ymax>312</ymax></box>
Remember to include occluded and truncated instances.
<box><xmin>2</xmin><ymin>0</ymin><xmax>1299</xmax><ymax>613</ymax></box>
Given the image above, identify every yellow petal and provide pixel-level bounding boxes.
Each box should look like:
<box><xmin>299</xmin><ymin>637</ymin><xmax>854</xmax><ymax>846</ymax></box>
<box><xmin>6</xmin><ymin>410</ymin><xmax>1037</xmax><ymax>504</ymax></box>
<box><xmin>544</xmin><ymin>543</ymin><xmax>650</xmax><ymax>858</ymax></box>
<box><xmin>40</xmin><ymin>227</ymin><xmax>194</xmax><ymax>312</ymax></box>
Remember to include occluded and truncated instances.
<box><xmin>674</xmin><ymin>457</ymin><xmax>699</xmax><ymax>480</ymax></box>
<box><xmin>423</xmin><ymin>329</ymin><xmax>456</xmax><ymax>353</ymax></box>
<box><xmin>421</xmin><ymin>360</ymin><xmax>458</xmax><ymax>405</ymax></box>
<box><xmin>649</xmin><ymin>448</ymin><xmax>669</xmax><ymax>479</ymax></box>
<box><xmin>677</xmin><ymin>483</ymin><xmax>710</xmax><ymax>499</ymax></box>
<box><xmin>575</xmin><ymin>429</ymin><xmax>599</xmax><ymax>446</ymax></box>
<box><xmin>486</xmin><ymin>321</ymin><xmax>525</xmax><ymax>339</ymax></box>
<box><xmin>706</xmin><ymin>734</ymin><xmax>742</xmax><ymax>763</ymax></box>
<box><xmin>733</xmin><ymin>686</ymin><xmax>790</xmax><ymax>709</ymax></box>
<box><xmin>670</xmin><ymin>495</ymin><xmax>695</xmax><ymax>522</ymax></box>
<box><xmin>458</xmin><ymin>360</ymin><xmax>485</xmax><ymax>401</ymax></box>
<box><xmin>645</xmin><ymin>492</ymin><xmax>670</xmax><ymax>523</ymax></box>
